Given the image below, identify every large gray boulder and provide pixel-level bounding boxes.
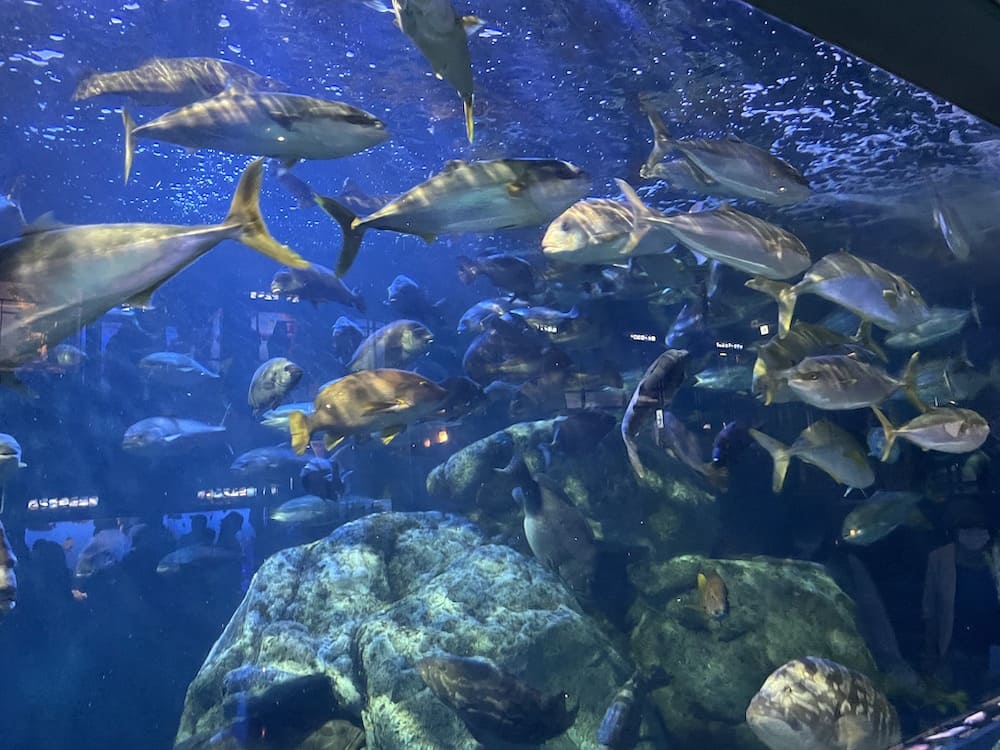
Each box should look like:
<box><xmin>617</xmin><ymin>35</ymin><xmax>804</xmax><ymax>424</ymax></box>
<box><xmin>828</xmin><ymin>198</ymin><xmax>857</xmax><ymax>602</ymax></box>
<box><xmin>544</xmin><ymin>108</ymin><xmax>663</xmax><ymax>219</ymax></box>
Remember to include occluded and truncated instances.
<box><xmin>174</xmin><ymin>512</ymin><xmax>636</xmax><ymax>750</ymax></box>
<box><xmin>629</xmin><ymin>554</ymin><xmax>880</xmax><ymax>750</ymax></box>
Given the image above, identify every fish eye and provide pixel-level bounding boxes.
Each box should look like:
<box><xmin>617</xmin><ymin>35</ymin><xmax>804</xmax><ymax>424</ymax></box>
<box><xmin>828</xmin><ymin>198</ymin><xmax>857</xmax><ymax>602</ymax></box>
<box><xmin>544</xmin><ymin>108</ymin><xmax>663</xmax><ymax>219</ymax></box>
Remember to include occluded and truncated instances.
<box><xmin>561</xmin><ymin>221</ymin><xmax>571</xmax><ymax>231</ymax></box>
<box><xmin>804</xmin><ymin>371</ymin><xmax>820</xmax><ymax>381</ymax></box>
<box><xmin>777</xmin><ymin>185</ymin><xmax>787</xmax><ymax>192</ymax></box>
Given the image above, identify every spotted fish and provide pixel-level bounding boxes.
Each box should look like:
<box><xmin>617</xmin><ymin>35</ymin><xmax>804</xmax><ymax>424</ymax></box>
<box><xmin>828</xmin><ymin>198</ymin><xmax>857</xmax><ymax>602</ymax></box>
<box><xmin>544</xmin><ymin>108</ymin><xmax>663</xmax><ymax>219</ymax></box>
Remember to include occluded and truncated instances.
<box><xmin>746</xmin><ymin>656</ymin><xmax>900</xmax><ymax>750</ymax></box>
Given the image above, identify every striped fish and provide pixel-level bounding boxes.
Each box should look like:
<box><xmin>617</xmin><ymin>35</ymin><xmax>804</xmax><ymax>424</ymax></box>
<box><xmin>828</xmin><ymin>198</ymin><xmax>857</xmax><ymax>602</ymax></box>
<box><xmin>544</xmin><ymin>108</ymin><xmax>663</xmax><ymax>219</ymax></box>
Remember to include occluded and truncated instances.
<box><xmin>121</xmin><ymin>91</ymin><xmax>389</xmax><ymax>182</ymax></box>
<box><xmin>747</xmin><ymin>251</ymin><xmax>931</xmax><ymax>338</ymax></box>
<box><xmin>616</xmin><ymin>180</ymin><xmax>812</xmax><ymax>280</ymax></box>
<box><xmin>72</xmin><ymin>56</ymin><xmax>286</xmax><ymax>106</ymax></box>
<box><xmin>542</xmin><ymin>198</ymin><xmax>676</xmax><ymax>265</ymax></box>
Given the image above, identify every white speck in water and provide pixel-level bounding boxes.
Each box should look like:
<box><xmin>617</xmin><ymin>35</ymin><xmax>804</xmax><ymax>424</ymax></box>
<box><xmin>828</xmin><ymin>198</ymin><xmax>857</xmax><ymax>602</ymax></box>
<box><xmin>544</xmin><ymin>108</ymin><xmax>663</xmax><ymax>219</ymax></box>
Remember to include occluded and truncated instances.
<box><xmin>49</xmin><ymin>33</ymin><xmax>65</xmax><ymax>41</ymax></box>
<box><xmin>218</xmin><ymin>14</ymin><xmax>230</xmax><ymax>28</ymax></box>
<box><xmin>227</xmin><ymin>44</ymin><xmax>241</xmax><ymax>54</ymax></box>
<box><xmin>110</xmin><ymin>17</ymin><xmax>123</xmax><ymax>25</ymax></box>
<box><xmin>123</xmin><ymin>2</ymin><xmax>139</xmax><ymax>9</ymax></box>
<box><xmin>33</xmin><ymin>49</ymin><xmax>63</xmax><ymax>61</ymax></box>
<box><xmin>346</xmin><ymin>50</ymin><xmax>355</xmax><ymax>58</ymax></box>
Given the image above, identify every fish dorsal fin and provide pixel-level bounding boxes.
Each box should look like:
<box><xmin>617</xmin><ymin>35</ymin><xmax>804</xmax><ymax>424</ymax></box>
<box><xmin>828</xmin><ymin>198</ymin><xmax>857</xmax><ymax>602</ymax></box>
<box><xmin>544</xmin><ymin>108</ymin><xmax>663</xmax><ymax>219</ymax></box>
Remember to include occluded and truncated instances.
<box><xmin>22</xmin><ymin>212</ymin><xmax>68</xmax><ymax>235</ymax></box>
<box><xmin>442</xmin><ymin>159</ymin><xmax>466</xmax><ymax>173</ymax></box>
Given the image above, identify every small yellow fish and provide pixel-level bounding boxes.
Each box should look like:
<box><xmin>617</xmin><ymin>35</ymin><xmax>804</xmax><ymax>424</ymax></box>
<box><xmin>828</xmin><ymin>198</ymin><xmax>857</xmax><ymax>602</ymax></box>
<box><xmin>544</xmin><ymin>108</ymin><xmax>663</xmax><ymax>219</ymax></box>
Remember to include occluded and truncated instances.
<box><xmin>697</xmin><ymin>571</ymin><xmax>729</xmax><ymax>620</ymax></box>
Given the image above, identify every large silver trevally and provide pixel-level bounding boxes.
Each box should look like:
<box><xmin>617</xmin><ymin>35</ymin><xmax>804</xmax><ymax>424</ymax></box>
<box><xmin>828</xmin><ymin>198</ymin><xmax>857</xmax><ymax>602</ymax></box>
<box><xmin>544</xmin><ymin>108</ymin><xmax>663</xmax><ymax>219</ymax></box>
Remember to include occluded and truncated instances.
<box><xmin>750</xmin><ymin>421</ymin><xmax>874</xmax><ymax>493</ymax></box>
<box><xmin>314</xmin><ymin>158</ymin><xmax>590</xmax><ymax>276</ymax></box>
<box><xmin>746</xmin><ymin>656</ymin><xmax>900</xmax><ymax>750</ymax></box>
<box><xmin>121</xmin><ymin>91</ymin><xmax>389</xmax><ymax>182</ymax></box>
<box><xmin>541</xmin><ymin>198</ymin><xmax>675</xmax><ymax>265</ymax></box>
<box><xmin>139</xmin><ymin>352</ymin><xmax>219</xmax><ymax>387</ymax></box>
<box><xmin>390</xmin><ymin>0</ymin><xmax>482</xmax><ymax>143</ymax></box>
<box><xmin>616</xmin><ymin>180</ymin><xmax>811</xmax><ymax>280</ymax></box>
<box><xmin>746</xmin><ymin>251</ymin><xmax>931</xmax><ymax>338</ymax></box>
<box><xmin>639</xmin><ymin>96</ymin><xmax>811</xmax><ymax>206</ymax></box>
<box><xmin>0</xmin><ymin>159</ymin><xmax>306</xmax><ymax>371</ymax></box>
<box><xmin>72</xmin><ymin>56</ymin><xmax>287</xmax><ymax>106</ymax></box>
<box><xmin>841</xmin><ymin>491</ymin><xmax>924</xmax><ymax>546</ymax></box>
<box><xmin>775</xmin><ymin>353</ymin><xmax>920</xmax><ymax>411</ymax></box>
<box><xmin>122</xmin><ymin>417</ymin><xmax>227</xmax><ymax>453</ymax></box>
<box><xmin>871</xmin><ymin>404</ymin><xmax>990</xmax><ymax>460</ymax></box>
<box><xmin>883</xmin><ymin>298</ymin><xmax>978</xmax><ymax>350</ymax></box>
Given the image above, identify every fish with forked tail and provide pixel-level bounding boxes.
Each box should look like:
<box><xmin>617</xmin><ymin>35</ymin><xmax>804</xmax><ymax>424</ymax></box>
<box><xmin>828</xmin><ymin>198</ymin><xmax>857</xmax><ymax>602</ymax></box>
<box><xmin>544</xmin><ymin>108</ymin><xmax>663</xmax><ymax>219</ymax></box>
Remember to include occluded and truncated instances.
<box><xmin>390</xmin><ymin>0</ymin><xmax>482</xmax><ymax>142</ymax></box>
<box><xmin>121</xmin><ymin>91</ymin><xmax>389</xmax><ymax>183</ymax></box>
<box><xmin>638</xmin><ymin>94</ymin><xmax>811</xmax><ymax>205</ymax></box>
<box><xmin>751</xmin><ymin>421</ymin><xmax>874</xmax><ymax>493</ymax></box>
<box><xmin>0</xmin><ymin>159</ymin><xmax>306</xmax><ymax>370</ymax></box>
<box><xmin>72</xmin><ymin>56</ymin><xmax>286</xmax><ymax>105</ymax></box>
<box><xmin>314</xmin><ymin>158</ymin><xmax>589</xmax><ymax>276</ymax></box>
<box><xmin>746</xmin><ymin>656</ymin><xmax>900</xmax><ymax>750</ymax></box>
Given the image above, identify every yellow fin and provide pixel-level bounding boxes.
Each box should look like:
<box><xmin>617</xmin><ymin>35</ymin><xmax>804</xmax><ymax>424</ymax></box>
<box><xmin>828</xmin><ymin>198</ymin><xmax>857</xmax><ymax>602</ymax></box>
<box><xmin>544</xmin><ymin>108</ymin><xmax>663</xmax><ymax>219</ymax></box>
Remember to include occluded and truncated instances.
<box><xmin>381</xmin><ymin>426</ymin><xmax>403</xmax><ymax>445</ymax></box>
<box><xmin>324</xmin><ymin>434</ymin><xmax>346</xmax><ymax>451</ymax></box>
<box><xmin>697</xmin><ymin>572</ymin><xmax>708</xmax><ymax>592</ymax></box>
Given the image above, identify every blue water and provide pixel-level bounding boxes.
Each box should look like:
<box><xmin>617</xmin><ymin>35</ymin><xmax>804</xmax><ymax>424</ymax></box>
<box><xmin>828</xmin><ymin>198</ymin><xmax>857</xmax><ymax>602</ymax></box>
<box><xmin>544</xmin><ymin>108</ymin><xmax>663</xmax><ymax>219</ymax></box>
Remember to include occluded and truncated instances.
<box><xmin>1</xmin><ymin>0</ymin><xmax>1000</xmax><ymax>749</ymax></box>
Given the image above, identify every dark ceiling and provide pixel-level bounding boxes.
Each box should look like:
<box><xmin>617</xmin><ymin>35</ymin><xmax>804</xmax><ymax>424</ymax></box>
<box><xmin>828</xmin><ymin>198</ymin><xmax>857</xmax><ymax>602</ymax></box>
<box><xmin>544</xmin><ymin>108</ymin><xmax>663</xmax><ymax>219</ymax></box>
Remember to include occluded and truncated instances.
<box><xmin>744</xmin><ymin>0</ymin><xmax>1000</xmax><ymax>128</ymax></box>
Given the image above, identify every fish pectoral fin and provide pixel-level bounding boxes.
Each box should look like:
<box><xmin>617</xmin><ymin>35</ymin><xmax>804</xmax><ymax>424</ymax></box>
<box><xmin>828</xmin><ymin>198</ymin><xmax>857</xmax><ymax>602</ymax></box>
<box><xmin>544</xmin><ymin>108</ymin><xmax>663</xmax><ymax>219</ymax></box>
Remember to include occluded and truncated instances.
<box><xmin>380</xmin><ymin>426</ymin><xmax>404</xmax><ymax>445</ymax></box>
<box><xmin>418</xmin><ymin>233</ymin><xmax>437</xmax><ymax>244</ymax></box>
<box><xmin>361</xmin><ymin>400</ymin><xmax>406</xmax><ymax>415</ymax></box>
<box><xmin>126</xmin><ymin>282</ymin><xmax>164</xmax><ymax>310</ymax></box>
<box><xmin>506</xmin><ymin>181</ymin><xmax>526</xmax><ymax>197</ymax></box>
<box><xmin>324</xmin><ymin>434</ymin><xmax>346</xmax><ymax>451</ymax></box>
<box><xmin>882</xmin><ymin>289</ymin><xmax>900</xmax><ymax>307</ymax></box>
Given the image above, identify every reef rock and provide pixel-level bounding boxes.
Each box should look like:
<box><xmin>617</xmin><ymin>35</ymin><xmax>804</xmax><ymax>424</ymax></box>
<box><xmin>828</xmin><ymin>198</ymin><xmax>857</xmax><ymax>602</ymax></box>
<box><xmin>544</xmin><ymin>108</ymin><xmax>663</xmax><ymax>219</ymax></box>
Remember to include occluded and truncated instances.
<box><xmin>628</xmin><ymin>554</ymin><xmax>879</xmax><ymax>750</ymax></box>
<box><xmin>174</xmin><ymin>512</ymin><xmax>634</xmax><ymax>750</ymax></box>
<box><xmin>426</xmin><ymin>418</ymin><xmax>719</xmax><ymax>560</ymax></box>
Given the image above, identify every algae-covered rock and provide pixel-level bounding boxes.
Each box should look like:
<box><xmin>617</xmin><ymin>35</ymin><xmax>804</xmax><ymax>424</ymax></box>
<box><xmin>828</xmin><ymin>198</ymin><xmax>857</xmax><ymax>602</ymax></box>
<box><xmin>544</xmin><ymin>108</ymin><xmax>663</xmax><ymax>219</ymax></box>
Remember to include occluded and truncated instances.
<box><xmin>427</xmin><ymin>419</ymin><xmax>719</xmax><ymax>560</ymax></box>
<box><xmin>629</xmin><ymin>554</ymin><xmax>879</xmax><ymax>750</ymax></box>
<box><xmin>174</xmin><ymin>512</ymin><xmax>633</xmax><ymax>750</ymax></box>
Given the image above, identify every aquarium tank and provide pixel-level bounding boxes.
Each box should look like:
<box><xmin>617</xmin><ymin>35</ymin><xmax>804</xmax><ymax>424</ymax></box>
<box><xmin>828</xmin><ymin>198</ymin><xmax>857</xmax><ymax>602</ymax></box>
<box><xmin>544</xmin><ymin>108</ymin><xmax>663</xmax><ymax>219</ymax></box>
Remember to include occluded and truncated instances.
<box><xmin>2</xmin><ymin>0</ymin><xmax>1000</xmax><ymax>748</ymax></box>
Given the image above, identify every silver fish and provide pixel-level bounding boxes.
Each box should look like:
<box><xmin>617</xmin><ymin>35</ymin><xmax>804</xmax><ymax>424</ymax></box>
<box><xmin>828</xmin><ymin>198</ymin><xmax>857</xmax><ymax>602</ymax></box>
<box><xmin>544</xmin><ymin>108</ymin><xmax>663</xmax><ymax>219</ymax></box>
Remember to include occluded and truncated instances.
<box><xmin>622</xmin><ymin>349</ymin><xmax>689</xmax><ymax>478</ymax></box>
<box><xmin>0</xmin><ymin>159</ymin><xmax>305</xmax><ymax>370</ymax></box>
<box><xmin>884</xmin><ymin>300</ymin><xmax>978</xmax><ymax>350</ymax></box>
<box><xmin>270</xmin><ymin>263</ymin><xmax>366</xmax><ymax>312</ymax></box>
<box><xmin>139</xmin><ymin>352</ymin><xmax>219</xmax><ymax>387</ymax></box>
<box><xmin>230</xmin><ymin>444</ymin><xmax>311</xmax><ymax>479</ymax></box>
<box><xmin>871</xmin><ymin>405</ymin><xmax>990</xmax><ymax>460</ymax></box>
<box><xmin>391</xmin><ymin>0</ymin><xmax>482</xmax><ymax>142</ymax></box>
<box><xmin>122</xmin><ymin>417</ymin><xmax>226</xmax><ymax>452</ymax></box>
<box><xmin>541</xmin><ymin>198</ymin><xmax>675</xmax><ymax>265</ymax></box>
<box><xmin>616</xmin><ymin>180</ymin><xmax>811</xmax><ymax>280</ymax></box>
<box><xmin>750</xmin><ymin>421</ymin><xmax>874</xmax><ymax>493</ymax></box>
<box><xmin>639</xmin><ymin>96</ymin><xmax>811</xmax><ymax>206</ymax></box>
<box><xmin>841</xmin><ymin>491</ymin><xmax>924</xmax><ymax>546</ymax></box>
<box><xmin>122</xmin><ymin>91</ymin><xmax>389</xmax><ymax>182</ymax></box>
<box><xmin>72</xmin><ymin>56</ymin><xmax>286</xmax><ymax>105</ymax></box>
<box><xmin>347</xmin><ymin>320</ymin><xmax>434</xmax><ymax>372</ymax></box>
<box><xmin>156</xmin><ymin>545</ymin><xmax>240</xmax><ymax>575</ymax></box>
<box><xmin>747</xmin><ymin>251</ymin><xmax>931</xmax><ymax>337</ymax></box>
<box><xmin>746</xmin><ymin>656</ymin><xmax>900</xmax><ymax>750</ymax></box>
<box><xmin>0</xmin><ymin>433</ymin><xmax>27</xmax><ymax>483</ymax></box>
<box><xmin>776</xmin><ymin>353</ymin><xmax>919</xmax><ymax>411</ymax></box>
<box><xmin>315</xmin><ymin>158</ymin><xmax>590</xmax><ymax>276</ymax></box>
<box><xmin>693</xmin><ymin>364</ymin><xmax>754</xmax><ymax>393</ymax></box>
<box><xmin>269</xmin><ymin>494</ymin><xmax>391</xmax><ymax>526</ymax></box>
<box><xmin>932</xmin><ymin>191</ymin><xmax>972</xmax><ymax>262</ymax></box>
<box><xmin>258</xmin><ymin>402</ymin><xmax>315</xmax><ymax>433</ymax></box>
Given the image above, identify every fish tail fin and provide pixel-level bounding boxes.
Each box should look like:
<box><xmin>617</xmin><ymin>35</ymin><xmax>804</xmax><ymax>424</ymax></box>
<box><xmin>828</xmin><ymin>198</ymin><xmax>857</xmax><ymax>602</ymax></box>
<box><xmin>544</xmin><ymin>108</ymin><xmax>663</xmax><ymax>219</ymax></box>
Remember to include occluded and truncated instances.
<box><xmin>225</xmin><ymin>159</ymin><xmax>308</xmax><ymax>268</ymax></box>
<box><xmin>314</xmin><ymin>194</ymin><xmax>366</xmax><ymax>277</ymax></box>
<box><xmin>745</xmin><ymin>278</ymin><xmax>796</xmax><ymax>337</ymax></box>
<box><xmin>971</xmin><ymin>289</ymin><xmax>982</xmax><ymax>328</ymax></box>
<box><xmin>749</xmin><ymin>428</ymin><xmax>791</xmax><ymax>493</ymax></box>
<box><xmin>122</xmin><ymin>108</ymin><xmax>137</xmax><ymax>184</ymax></box>
<box><xmin>870</xmin><ymin>406</ymin><xmax>899</xmax><ymax>463</ymax></box>
<box><xmin>463</xmin><ymin>94</ymin><xmax>474</xmax><ymax>143</ymax></box>
<box><xmin>70</xmin><ymin>65</ymin><xmax>98</xmax><ymax>101</ymax></box>
<box><xmin>638</xmin><ymin>93</ymin><xmax>673</xmax><ymax>178</ymax></box>
<box><xmin>456</xmin><ymin>256</ymin><xmax>477</xmax><ymax>284</ymax></box>
<box><xmin>900</xmin><ymin>352</ymin><xmax>926</xmax><ymax>413</ymax></box>
<box><xmin>613</xmin><ymin>178</ymin><xmax>659</xmax><ymax>255</ymax></box>
<box><xmin>288</xmin><ymin>411</ymin><xmax>312</xmax><ymax>455</ymax></box>
<box><xmin>852</xmin><ymin>320</ymin><xmax>887</xmax><ymax>363</ymax></box>
<box><xmin>624</xmin><ymin>436</ymin><xmax>646</xmax><ymax>479</ymax></box>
